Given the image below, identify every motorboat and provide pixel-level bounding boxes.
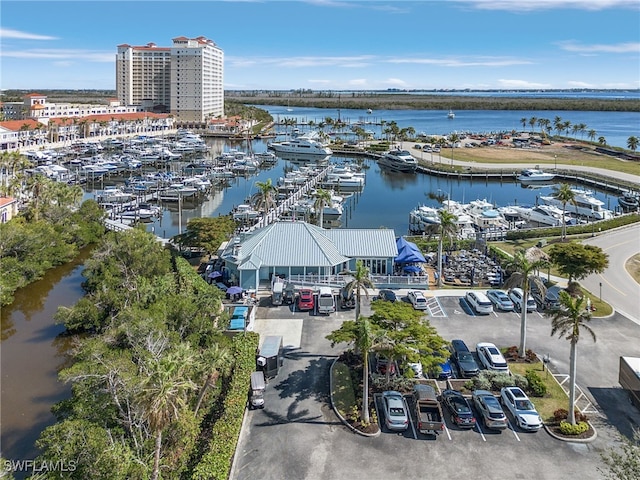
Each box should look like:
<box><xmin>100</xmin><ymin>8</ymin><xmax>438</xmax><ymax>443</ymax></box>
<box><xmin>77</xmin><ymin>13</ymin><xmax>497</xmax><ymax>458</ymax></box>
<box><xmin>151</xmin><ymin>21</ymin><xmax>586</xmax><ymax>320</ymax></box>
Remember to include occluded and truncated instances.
<box><xmin>97</xmin><ymin>186</ymin><xmax>133</xmax><ymax>203</ymax></box>
<box><xmin>618</xmin><ymin>191</ymin><xmax>639</xmax><ymax>211</ymax></box>
<box><xmin>267</xmin><ymin>131</ymin><xmax>332</xmax><ymax>156</ymax></box>
<box><xmin>232</xmin><ymin>204</ymin><xmax>261</xmax><ymax>222</ymax></box>
<box><xmin>410</xmin><ymin>205</ymin><xmax>441</xmax><ymax>226</ymax></box>
<box><xmin>517</xmin><ymin>168</ymin><xmax>556</xmax><ymax>183</ymax></box>
<box><xmin>447</xmin><ymin>110</ymin><xmax>455</xmax><ymax>119</ymax></box>
<box><xmin>379</xmin><ymin>149</ymin><xmax>418</xmax><ymax>172</ymax></box>
<box><xmin>464</xmin><ymin>199</ymin><xmax>509</xmax><ymax>231</ymax></box>
<box><xmin>158</xmin><ymin>183</ymin><xmax>199</xmax><ymax>201</ymax></box>
<box><xmin>322</xmin><ymin>168</ymin><xmax>366</xmax><ymax>190</ymax></box>
<box><xmin>512</xmin><ymin>204</ymin><xmax>570</xmax><ymax>227</ymax></box>
<box><xmin>540</xmin><ymin>188</ymin><xmax>613</xmax><ymax>220</ymax></box>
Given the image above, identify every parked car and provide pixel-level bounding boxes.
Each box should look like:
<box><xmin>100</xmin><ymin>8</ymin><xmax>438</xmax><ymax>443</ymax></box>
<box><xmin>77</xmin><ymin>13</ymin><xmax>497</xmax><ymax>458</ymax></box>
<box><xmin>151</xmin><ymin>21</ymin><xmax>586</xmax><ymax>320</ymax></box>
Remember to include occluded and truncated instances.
<box><xmin>486</xmin><ymin>289</ymin><xmax>515</xmax><ymax>311</ymax></box>
<box><xmin>377</xmin><ymin>289</ymin><xmax>397</xmax><ymax>302</ymax></box>
<box><xmin>472</xmin><ymin>389</ymin><xmax>508</xmax><ymax>430</ymax></box>
<box><xmin>530</xmin><ymin>282</ymin><xmax>562</xmax><ymax>310</ymax></box>
<box><xmin>476</xmin><ymin>342</ymin><xmax>509</xmax><ymax>372</ymax></box>
<box><xmin>407</xmin><ymin>290</ymin><xmax>428</xmax><ymax>310</ymax></box>
<box><xmin>430</xmin><ymin>358</ymin><xmax>453</xmax><ymax>380</ymax></box>
<box><xmin>441</xmin><ymin>389</ymin><xmax>476</xmax><ymax>428</ymax></box>
<box><xmin>509</xmin><ymin>287</ymin><xmax>537</xmax><ymax>313</ymax></box>
<box><xmin>376</xmin><ymin>356</ymin><xmax>397</xmax><ymax>376</ymax></box>
<box><xmin>465</xmin><ymin>291</ymin><xmax>494</xmax><ymax>315</ymax></box>
<box><xmin>450</xmin><ymin>339</ymin><xmax>480</xmax><ymax>378</ymax></box>
<box><xmin>297</xmin><ymin>288</ymin><xmax>314</xmax><ymax>311</ymax></box>
<box><xmin>500</xmin><ymin>386</ymin><xmax>543</xmax><ymax>431</ymax></box>
<box><xmin>382</xmin><ymin>391</ymin><xmax>409</xmax><ymax>431</ymax></box>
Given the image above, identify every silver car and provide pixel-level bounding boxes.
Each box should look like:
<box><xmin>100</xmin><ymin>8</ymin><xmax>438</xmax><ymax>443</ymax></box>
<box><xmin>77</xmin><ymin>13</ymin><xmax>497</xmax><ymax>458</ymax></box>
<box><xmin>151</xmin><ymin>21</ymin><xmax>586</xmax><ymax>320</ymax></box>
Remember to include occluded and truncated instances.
<box><xmin>382</xmin><ymin>391</ymin><xmax>409</xmax><ymax>431</ymax></box>
<box><xmin>472</xmin><ymin>389</ymin><xmax>508</xmax><ymax>430</ymax></box>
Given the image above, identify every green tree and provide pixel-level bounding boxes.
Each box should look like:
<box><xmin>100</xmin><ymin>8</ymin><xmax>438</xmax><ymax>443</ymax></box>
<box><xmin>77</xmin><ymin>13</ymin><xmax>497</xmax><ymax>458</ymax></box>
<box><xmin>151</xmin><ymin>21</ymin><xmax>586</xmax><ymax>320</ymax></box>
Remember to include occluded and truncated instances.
<box><xmin>627</xmin><ymin>136</ymin><xmax>638</xmax><ymax>152</ymax></box>
<box><xmin>175</xmin><ymin>216</ymin><xmax>236</xmax><ymax>257</ymax></box>
<box><xmin>448</xmin><ymin>132</ymin><xmax>460</xmax><ymax>165</ymax></box>
<box><xmin>194</xmin><ymin>343</ymin><xmax>232</xmax><ymax>415</ymax></box>
<box><xmin>436</xmin><ymin>209</ymin><xmax>458</xmax><ymax>287</ymax></box>
<box><xmin>548</xmin><ymin>243</ymin><xmax>609</xmax><ymax>284</ymax></box>
<box><xmin>253</xmin><ymin>178</ymin><xmax>277</xmax><ymax>213</ymax></box>
<box><xmin>342</xmin><ymin>259</ymin><xmax>374</xmax><ymax>323</ymax></box>
<box><xmin>548</xmin><ymin>291</ymin><xmax>596</xmax><ymax>425</ymax></box>
<box><xmin>552</xmin><ymin>183</ymin><xmax>577</xmax><ymax>241</ymax></box>
<box><xmin>503</xmin><ymin>248</ymin><xmax>549</xmax><ymax>357</ymax></box>
<box><xmin>313</xmin><ymin>188</ymin><xmax>332</xmax><ymax>227</ymax></box>
<box><xmin>138</xmin><ymin>341</ymin><xmax>198</xmax><ymax>480</ymax></box>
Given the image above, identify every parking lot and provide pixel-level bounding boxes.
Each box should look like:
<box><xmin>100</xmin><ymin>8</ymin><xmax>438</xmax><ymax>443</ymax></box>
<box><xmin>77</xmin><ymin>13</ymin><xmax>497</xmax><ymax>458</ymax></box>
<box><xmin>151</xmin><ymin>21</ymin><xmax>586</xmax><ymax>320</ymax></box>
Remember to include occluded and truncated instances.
<box><xmin>232</xmin><ymin>287</ymin><xmax>640</xmax><ymax>480</ymax></box>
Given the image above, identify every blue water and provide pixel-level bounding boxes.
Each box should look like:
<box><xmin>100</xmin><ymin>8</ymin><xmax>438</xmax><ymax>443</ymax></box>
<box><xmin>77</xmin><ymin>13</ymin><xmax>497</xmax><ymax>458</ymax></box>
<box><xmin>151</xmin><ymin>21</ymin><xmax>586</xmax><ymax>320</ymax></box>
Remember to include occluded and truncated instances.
<box><xmin>260</xmin><ymin>105</ymin><xmax>639</xmax><ymax>152</ymax></box>
<box><xmin>141</xmin><ymin>139</ymin><xmax>622</xmax><ymax>239</ymax></box>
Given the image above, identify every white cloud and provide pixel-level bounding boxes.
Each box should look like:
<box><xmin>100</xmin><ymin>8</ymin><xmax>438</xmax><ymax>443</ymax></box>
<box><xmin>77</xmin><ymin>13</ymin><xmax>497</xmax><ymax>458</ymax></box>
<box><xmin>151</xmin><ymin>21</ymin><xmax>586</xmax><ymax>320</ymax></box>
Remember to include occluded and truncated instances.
<box><xmin>497</xmin><ymin>79</ymin><xmax>552</xmax><ymax>88</ymax></box>
<box><xmin>557</xmin><ymin>41</ymin><xmax>640</xmax><ymax>53</ymax></box>
<box><xmin>454</xmin><ymin>0</ymin><xmax>639</xmax><ymax>12</ymax></box>
<box><xmin>384</xmin><ymin>78</ymin><xmax>408</xmax><ymax>87</ymax></box>
<box><xmin>388</xmin><ymin>57</ymin><xmax>533</xmax><ymax>67</ymax></box>
<box><xmin>227</xmin><ymin>55</ymin><xmax>375</xmax><ymax>68</ymax></box>
<box><xmin>0</xmin><ymin>28</ymin><xmax>58</xmax><ymax>40</ymax></box>
<box><xmin>567</xmin><ymin>81</ymin><xmax>595</xmax><ymax>88</ymax></box>
<box><xmin>348</xmin><ymin>78</ymin><xmax>368</xmax><ymax>86</ymax></box>
<box><xmin>1</xmin><ymin>49</ymin><xmax>114</xmax><ymax>62</ymax></box>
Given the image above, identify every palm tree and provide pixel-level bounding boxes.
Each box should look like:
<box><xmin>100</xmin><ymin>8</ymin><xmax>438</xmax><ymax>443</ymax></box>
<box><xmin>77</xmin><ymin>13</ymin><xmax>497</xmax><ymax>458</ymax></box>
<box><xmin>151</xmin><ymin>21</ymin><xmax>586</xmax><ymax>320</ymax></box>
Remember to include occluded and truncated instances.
<box><xmin>627</xmin><ymin>136</ymin><xmax>638</xmax><ymax>152</ymax></box>
<box><xmin>343</xmin><ymin>259</ymin><xmax>374</xmax><ymax>324</ymax></box>
<box><xmin>552</xmin><ymin>183</ymin><xmax>577</xmax><ymax>241</ymax></box>
<box><xmin>436</xmin><ymin>209</ymin><xmax>458</xmax><ymax>288</ymax></box>
<box><xmin>588</xmin><ymin>129</ymin><xmax>597</xmax><ymax>143</ymax></box>
<box><xmin>253</xmin><ymin>178</ymin><xmax>277</xmax><ymax>214</ymax></box>
<box><xmin>520</xmin><ymin>117</ymin><xmax>527</xmax><ymax>131</ymax></box>
<box><xmin>313</xmin><ymin>188</ymin><xmax>332</xmax><ymax>227</ymax></box>
<box><xmin>194</xmin><ymin>343</ymin><xmax>232</xmax><ymax>415</ymax></box>
<box><xmin>139</xmin><ymin>343</ymin><xmax>198</xmax><ymax>480</ymax></box>
<box><xmin>549</xmin><ymin>291</ymin><xmax>596</xmax><ymax>425</ymax></box>
<box><xmin>448</xmin><ymin>132</ymin><xmax>460</xmax><ymax>165</ymax></box>
<box><xmin>503</xmin><ymin>248</ymin><xmax>549</xmax><ymax>357</ymax></box>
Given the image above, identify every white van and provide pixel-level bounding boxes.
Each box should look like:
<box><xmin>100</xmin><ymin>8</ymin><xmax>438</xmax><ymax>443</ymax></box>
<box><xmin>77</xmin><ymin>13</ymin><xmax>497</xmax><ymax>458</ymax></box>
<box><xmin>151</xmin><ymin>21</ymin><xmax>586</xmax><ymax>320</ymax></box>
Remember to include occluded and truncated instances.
<box><xmin>466</xmin><ymin>291</ymin><xmax>494</xmax><ymax>315</ymax></box>
<box><xmin>317</xmin><ymin>287</ymin><xmax>336</xmax><ymax>315</ymax></box>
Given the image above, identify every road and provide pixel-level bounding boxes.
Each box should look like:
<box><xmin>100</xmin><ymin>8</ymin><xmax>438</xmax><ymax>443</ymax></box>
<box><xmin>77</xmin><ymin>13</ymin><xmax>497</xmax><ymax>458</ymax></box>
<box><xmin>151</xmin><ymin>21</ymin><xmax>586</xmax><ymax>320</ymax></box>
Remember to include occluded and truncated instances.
<box><xmin>580</xmin><ymin>223</ymin><xmax>640</xmax><ymax>325</ymax></box>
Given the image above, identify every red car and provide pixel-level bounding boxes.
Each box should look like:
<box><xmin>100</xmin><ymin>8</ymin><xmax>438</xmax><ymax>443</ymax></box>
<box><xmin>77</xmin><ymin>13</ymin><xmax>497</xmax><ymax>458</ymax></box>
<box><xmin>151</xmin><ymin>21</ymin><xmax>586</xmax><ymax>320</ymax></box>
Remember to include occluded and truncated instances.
<box><xmin>297</xmin><ymin>289</ymin><xmax>315</xmax><ymax>311</ymax></box>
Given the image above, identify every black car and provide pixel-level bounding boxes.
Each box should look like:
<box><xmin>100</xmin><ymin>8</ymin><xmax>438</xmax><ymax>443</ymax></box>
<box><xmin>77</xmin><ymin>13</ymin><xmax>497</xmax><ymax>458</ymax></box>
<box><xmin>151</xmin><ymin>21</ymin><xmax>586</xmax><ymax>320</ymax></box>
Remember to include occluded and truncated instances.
<box><xmin>441</xmin><ymin>390</ymin><xmax>476</xmax><ymax>428</ymax></box>
<box><xmin>377</xmin><ymin>289</ymin><xmax>397</xmax><ymax>302</ymax></box>
<box><xmin>450</xmin><ymin>339</ymin><xmax>480</xmax><ymax>378</ymax></box>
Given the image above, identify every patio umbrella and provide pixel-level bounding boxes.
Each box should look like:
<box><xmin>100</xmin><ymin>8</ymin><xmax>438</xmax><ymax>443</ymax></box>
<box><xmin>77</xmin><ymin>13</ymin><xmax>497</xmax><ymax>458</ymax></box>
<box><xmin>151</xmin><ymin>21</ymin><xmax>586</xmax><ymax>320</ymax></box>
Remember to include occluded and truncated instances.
<box><xmin>403</xmin><ymin>265</ymin><xmax>421</xmax><ymax>273</ymax></box>
<box><xmin>226</xmin><ymin>286</ymin><xmax>243</xmax><ymax>295</ymax></box>
<box><xmin>208</xmin><ymin>271</ymin><xmax>222</xmax><ymax>279</ymax></box>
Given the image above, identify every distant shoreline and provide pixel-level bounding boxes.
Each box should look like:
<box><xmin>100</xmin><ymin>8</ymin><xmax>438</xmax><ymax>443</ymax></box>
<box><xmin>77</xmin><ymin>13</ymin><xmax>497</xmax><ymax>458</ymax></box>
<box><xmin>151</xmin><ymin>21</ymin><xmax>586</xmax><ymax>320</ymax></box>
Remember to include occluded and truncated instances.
<box><xmin>226</xmin><ymin>93</ymin><xmax>640</xmax><ymax>113</ymax></box>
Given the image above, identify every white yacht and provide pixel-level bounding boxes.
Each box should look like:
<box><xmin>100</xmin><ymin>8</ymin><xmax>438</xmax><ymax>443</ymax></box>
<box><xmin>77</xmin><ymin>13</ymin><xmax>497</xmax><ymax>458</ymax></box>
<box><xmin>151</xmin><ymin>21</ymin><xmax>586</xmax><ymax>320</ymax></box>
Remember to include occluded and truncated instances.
<box><xmin>512</xmin><ymin>204</ymin><xmax>570</xmax><ymax>227</ymax></box>
<box><xmin>409</xmin><ymin>205</ymin><xmax>441</xmax><ymax>227</ymax></box>
<box><xmin>267</xmin><ymin>131</ymin><xmax>332</xmax><ymax>156</ymax></box>
<box><xmin>379</xmin><ymin>149</ymin><xmax>418</xmax><ymax>172</ymax></box>
<box><xmin>540</xmin><ymin>188</ymin><xmax>613</xmax><ymax>220</ymax></box>
<box><xmin>464</xmin><ymin>199</ymin><xmax>509</xmax><ymax>231</ymax></box>
<box><xmin>232</xmin><ymin>204</ymin><xmax>261</xmax><ymax>222</ymax></box>
<box><xmin>517</xmin><ymin>168</ymin><xmax>556</xmax><ymax>183</ymax></box>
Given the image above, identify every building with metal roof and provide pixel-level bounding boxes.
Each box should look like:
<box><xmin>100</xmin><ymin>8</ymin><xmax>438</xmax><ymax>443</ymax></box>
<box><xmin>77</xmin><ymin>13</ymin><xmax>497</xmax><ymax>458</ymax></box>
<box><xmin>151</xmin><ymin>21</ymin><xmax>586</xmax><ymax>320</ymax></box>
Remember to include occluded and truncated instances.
<box><xmin>220</xmin><ymin>221</ymin><xmax>398</xmax><ymax>291</ymax></box>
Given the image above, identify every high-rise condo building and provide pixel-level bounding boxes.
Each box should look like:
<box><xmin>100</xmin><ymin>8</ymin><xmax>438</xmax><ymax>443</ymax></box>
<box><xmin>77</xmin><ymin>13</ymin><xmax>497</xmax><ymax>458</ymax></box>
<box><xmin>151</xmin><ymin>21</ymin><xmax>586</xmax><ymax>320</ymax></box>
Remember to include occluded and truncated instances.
<box><xmin>116</xmin><ymin>36</ymin><xmax>224</xmax><ymax>123</ymax></box>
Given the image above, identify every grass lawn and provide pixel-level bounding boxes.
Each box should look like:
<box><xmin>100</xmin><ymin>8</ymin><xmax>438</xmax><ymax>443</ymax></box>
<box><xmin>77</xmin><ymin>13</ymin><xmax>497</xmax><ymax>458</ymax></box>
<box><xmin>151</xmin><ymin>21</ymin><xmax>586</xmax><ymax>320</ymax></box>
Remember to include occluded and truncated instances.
<box><xmin>508</xmin><ymin>361</ymin><xmax>570</xmax><ymax>422</ymax></box>
<box><xmin>626</xmin><ymin>253</ymin><xmax>640</xmax><ymax>283</ymax></box>
<box><xmin>332</xmin><ymin>361</ymin><xmax>357</xmax><ymax>419</ymax></box>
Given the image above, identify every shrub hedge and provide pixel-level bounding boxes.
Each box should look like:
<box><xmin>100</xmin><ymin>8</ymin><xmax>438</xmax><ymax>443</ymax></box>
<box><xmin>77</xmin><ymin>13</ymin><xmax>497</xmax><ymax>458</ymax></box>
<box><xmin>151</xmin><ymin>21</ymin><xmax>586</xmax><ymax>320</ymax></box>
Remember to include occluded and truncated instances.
<box><xmin>192</xmin><ymin>331</ymin><xmax>259</xmax><ymax>480</ymax></box>
<box><xmin>559</xmin><ymin>421</ymin><xmax>590</xmax><ymax>435</ymax></box>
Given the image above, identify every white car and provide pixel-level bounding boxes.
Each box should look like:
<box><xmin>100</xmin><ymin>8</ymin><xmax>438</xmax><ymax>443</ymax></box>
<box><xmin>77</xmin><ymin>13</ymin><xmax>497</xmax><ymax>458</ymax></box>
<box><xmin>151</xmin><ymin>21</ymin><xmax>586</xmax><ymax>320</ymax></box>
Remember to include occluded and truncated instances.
<box><xmin>500</xmin><ymin>386</ymin><xmax>543</xmax><ymax>431</ymax></box>
<box><xmin>407</xmin><ymin>290</ymin><xmax>428</xmax><ymax>310</ymax></box>
<box><xmin>476</xmin><ymin>342</ymin><xmax>509</xmax><ymax>372</ymax></box>
<box><xmin>509</xmin><ymin>288</ymin><xmax>537</xmax><ymax>313</ymax></box>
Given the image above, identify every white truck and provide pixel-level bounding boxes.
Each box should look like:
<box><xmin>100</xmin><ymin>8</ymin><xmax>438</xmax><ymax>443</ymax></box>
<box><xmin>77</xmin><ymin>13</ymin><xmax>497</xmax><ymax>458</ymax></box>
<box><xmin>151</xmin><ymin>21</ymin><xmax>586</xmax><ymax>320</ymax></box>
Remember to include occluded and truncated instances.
<box><xmin>317</xmin><ymin>286</ymin><xmax>336</xmax><ymax>315</ymax></box>
<box><xmin>619</xmin><ymin>356</ymin><xmax>640</xmax><ymax>410</ymax></box>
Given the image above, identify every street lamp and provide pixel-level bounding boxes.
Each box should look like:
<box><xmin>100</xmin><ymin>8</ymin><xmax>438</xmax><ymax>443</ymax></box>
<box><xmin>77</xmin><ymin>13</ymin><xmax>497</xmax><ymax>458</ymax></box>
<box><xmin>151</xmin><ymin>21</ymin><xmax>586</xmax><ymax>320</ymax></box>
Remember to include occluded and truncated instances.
<box><xmin>599</xmin><ymin>282</ymin><xmax>602</xmax><ymax>301</ymax></box>
<box><xmin>554</xmin><ymin>155</ymin><xmax>557</xmax><ymax>170</ymax></box>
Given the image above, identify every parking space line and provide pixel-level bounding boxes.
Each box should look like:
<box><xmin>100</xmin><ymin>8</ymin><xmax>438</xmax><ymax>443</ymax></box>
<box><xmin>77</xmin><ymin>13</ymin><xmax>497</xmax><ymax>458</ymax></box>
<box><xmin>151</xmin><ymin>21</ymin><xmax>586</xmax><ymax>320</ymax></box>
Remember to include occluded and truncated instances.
<box><xmin>443</xmin><ymin>424</ymin><xmax>452</xmax><ymax>441</ymax></box>
<box><xmin>403</xmin><ymin>396</ymin><xmax>418</xmax><ymax>439</ymax></box>
<box><xmin>475</xmin><ymin>422</ymin><xmax>487</xmax><ymax>441</ymax></box>
<box><xmin>508</xmin><ymin>420</ymin><xmax>521</xmax><ymax>441</ymax></box>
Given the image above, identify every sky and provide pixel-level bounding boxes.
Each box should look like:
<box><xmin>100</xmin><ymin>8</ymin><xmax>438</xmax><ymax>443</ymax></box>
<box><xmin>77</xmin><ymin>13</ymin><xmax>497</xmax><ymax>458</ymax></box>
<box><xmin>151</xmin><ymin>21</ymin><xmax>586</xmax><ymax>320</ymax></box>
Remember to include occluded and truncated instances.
<box><xmin>1</xmin><ymin>0</ymin><xmax>639</xmax><ymax>91</ymax></box>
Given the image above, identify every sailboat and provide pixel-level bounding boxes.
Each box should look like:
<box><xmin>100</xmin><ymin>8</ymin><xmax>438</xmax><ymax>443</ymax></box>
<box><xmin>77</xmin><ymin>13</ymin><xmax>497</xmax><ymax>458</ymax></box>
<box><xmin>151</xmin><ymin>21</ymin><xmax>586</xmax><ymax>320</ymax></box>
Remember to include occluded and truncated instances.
<box><xmin>286</xmin><ymin>99</ymin><xmax>293</xmax><ymax>112</ymax></box>
<box><xmin>447</xmin><ymin>109</ymin><xmax>455</xmax><ymax>119</ymax></box>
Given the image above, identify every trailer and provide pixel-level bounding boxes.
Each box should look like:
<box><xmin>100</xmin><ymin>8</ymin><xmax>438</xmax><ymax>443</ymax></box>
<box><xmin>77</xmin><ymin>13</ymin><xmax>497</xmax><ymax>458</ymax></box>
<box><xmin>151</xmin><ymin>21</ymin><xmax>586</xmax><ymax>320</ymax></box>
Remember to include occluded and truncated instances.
<box><xmin>257</xmin><ymin>335</ymin><xmax>284</xmax><ymax>379</ymax></box>
<box><xmin>619</xmin><ymin>356</ymin><xmax>640</xmax><ymax>410</ymax></box>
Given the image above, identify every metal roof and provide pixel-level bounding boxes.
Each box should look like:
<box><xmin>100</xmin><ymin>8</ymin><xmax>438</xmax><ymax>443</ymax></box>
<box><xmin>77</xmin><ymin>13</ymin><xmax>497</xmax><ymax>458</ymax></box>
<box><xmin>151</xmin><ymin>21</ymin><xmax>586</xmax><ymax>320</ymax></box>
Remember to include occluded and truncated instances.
<box><xmin>229</xmin><ymin>221</ymin><xmax>397</xmax><ymax>269</ymax></box>
<box><xmin>327</xmin><ymin>228</ymin><xmax>398</xmax><ymax>258</ymax></box>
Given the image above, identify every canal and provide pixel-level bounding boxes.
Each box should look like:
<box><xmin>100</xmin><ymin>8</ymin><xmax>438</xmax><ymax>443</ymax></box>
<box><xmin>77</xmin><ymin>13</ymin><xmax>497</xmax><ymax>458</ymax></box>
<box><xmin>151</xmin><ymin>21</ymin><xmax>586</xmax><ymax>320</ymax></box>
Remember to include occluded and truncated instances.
<box><xmin>1</xmin><ymin>248</ymin><xmax>91</xmax><ymax>467</ymax></box>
